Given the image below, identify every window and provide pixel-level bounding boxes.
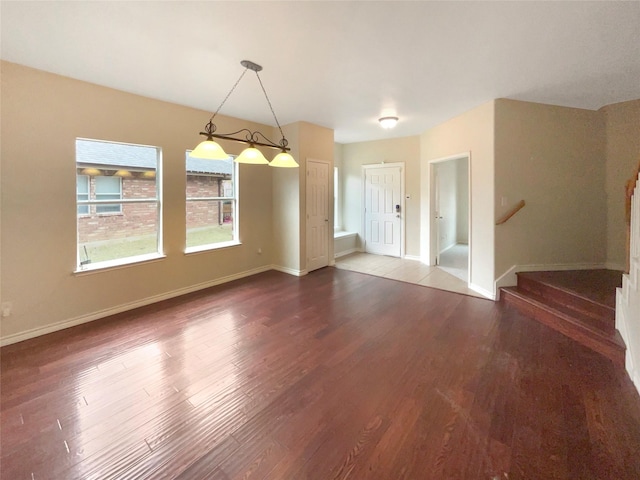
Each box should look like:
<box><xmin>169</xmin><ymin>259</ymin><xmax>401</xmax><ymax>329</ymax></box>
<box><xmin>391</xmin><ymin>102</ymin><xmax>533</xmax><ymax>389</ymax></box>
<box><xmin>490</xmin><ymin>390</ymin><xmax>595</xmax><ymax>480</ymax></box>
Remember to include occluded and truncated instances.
<box><xmin>185</xmin><ymin>153</ymin><xmax>238</xmax><ymax>251</ymax></box>
<box><xmin>76</xmin><ymin>138</ymin><xmax>162</xmax><ymax>270</ymax></box>
<box><xmin>95</xmin><ymin>176</ymin><xmax>122</xmax><ymax>214</ymax></box>
<box><xmin>77</xmin><ymin>175</ymin><xmax>89</xmax><ymax>215</ymax></box>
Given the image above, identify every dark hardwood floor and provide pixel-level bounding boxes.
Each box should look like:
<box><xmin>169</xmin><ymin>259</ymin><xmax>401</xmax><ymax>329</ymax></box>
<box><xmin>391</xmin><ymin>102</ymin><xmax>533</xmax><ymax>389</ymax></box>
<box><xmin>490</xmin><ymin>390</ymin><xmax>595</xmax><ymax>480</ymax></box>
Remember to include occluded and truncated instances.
<box><xmin>1</xmin><ymin>268</ymin><xmax>639</xmax><ymax>479</ymax></box>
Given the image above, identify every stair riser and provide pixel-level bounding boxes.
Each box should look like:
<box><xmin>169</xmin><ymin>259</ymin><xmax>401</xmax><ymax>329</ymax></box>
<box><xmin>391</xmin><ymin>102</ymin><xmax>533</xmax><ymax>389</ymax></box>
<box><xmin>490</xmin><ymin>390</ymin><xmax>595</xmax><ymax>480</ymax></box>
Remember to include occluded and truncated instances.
<box><xmin>517</xmin><ymin>275</ymin><xmax>614</xmax><ymax>326</ymax></box>
<box><xmin>501</xmin><ymin>290</ymin><xmax>625</xmax><ymax>366</ymax></box>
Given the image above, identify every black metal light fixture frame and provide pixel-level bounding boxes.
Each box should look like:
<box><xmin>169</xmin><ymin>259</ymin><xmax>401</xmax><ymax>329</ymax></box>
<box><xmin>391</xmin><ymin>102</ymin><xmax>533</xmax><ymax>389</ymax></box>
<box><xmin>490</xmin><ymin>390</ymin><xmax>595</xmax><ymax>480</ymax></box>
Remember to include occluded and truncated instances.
<box><xmin>192</xmin><ymin>60</ymin><xmax>295</xmax><ymax>166</ymax></box>
<box><xmin>199</xmin><ymin>121</ymin><xmax>289</xmax><ymax>152</ymax></box>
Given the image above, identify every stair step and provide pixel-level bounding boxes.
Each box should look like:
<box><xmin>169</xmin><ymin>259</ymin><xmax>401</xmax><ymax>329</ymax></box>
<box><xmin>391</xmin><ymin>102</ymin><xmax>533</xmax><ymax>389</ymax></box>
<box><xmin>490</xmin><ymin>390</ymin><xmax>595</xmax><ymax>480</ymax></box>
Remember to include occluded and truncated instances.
<box><xmin>516</xmin><ymin>271</ymin><xmax>616</xmax><ymax>328</ymax></box>
<box><xmin>501</xmin><ymin>286</ymin><xmax>625</xmax><ymax>366</ymax></box>
<box><xmin>516</xmin><ymin>274</ymin><xmax>614</xmax><ymax>334</ymax></box>
<box><xmin>514</xmin><ymin>286</ymin><xmax>614</xmax><ymax>334</ymax></box>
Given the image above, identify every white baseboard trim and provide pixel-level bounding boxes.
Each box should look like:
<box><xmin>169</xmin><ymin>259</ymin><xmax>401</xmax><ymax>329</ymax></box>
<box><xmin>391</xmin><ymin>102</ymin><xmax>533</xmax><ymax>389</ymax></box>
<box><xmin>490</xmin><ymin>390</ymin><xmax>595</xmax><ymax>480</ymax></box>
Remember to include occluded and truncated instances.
<box><xmin>616</xmin><ymin>263</ymin><xmax>640</xmax><ymax>396</ymax></box>
<box><xmin>617</xmin><ymin>287</ymin><xmax>640</xmax><ymax>396</ymax></box>
<box><xmin>469</xmin><ymin>283</ymin><xmax>496</xmax><ymax>300</ymax></box>
<box><xmin>617</xmin><ymin>291</ymin><xmax>634</xmax><ymax>387</ymax></box>
<box><xmin>403</xmin><ymin>255</ymin><xmax>422</xmax><ymax>262</ymax></box>
<box><xmin>271</xmin><ymin>265</ymin><xmax>307</xmax><ymax>277</ymax></box>
<box><xmin>0</xmin><ymin>265</ymin><xmax>273</xmax><ymax>347</ymax></box>
<box><xmin>605</xmin><ymin>261</ymin><xmax>626</xmax><ymax>271</ymax></box>
<box><xmin>494</xmin><ymin>262</ymin><xmax>607</xmax><ymax>295</ymax></box>
<box><xmin>334</xmin><ymin>248</ymin><xmax>358</xmax><ymax>259</ymax></box>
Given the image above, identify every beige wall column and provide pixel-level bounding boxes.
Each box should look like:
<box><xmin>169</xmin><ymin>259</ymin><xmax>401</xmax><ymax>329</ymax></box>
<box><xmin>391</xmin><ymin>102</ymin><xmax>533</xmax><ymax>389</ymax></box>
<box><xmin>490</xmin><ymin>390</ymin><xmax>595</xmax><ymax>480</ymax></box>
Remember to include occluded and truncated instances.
<box><xmin>421</xmin><ymin>101</ymin><xmax>495</xmax><ymax>297</ymax></box>
<box><xmin>272</xmin><ymin>122</ymin><xmax>334</xmax><ymax>274</ymax></box>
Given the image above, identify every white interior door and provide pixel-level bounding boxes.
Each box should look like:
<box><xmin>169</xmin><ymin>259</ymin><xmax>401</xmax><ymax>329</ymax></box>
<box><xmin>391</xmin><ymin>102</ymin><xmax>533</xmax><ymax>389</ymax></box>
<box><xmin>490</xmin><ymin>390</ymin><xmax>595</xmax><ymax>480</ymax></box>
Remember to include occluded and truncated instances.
<box><xmin>364</xmin><ymin>165</ymin><xmax>402</xmax><ymax>257</ymax></box>
<box><xmin>306</xmin><ymin>160</ymin><xmax>329</xmax><ymax>272</ymax></box>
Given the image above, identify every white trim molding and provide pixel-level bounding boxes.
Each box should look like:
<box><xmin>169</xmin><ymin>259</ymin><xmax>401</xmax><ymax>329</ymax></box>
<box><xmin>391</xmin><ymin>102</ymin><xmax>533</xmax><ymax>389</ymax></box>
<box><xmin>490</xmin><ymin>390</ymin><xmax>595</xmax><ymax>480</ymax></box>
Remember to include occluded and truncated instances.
<box><xmin>469</xmin><ymin>283</ymin><xmax>495</xmax><ymax>300</ymax></box>
<box><xmin>616</xmin><ymin>171</ymin><xmax>640</xmax><ymax>395</ymax></box>
<box><xmin>271</xmin><ymin>265</ymin><xmax>308</xmax><ymax>277</ymax></box>
<box><xmin>1</xmin><ymin>265</ymin><xmax>273</xmax><ymax>347</ymax></box>
<box><xmin>617</xmin><ymin>261</ymin><xmax>639</xmax><ymax>393</ymax></box>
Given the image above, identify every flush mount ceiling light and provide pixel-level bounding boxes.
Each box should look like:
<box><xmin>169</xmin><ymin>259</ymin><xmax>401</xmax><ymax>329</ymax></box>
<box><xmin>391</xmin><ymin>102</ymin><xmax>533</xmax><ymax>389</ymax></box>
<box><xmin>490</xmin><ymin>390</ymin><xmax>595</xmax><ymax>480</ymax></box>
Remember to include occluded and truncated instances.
<box><xmin>379</xmin><ymin>116</ymin><xmax>399</xmax><ymax>129</ymax></box>
<box><xmin>190</xmin><ymin>60</ymin><xmax>298</xmax><ymax>168</ymax></box>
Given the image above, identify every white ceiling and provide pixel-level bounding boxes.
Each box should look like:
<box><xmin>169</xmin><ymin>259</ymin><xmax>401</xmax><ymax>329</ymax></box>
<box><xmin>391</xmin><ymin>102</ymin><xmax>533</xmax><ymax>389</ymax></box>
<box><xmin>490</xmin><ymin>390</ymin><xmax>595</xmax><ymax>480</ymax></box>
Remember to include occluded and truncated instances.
<box><xmin>2</xmin><ymin>1</ymin><xmax>639</xmax><ymax>144</ymax></box>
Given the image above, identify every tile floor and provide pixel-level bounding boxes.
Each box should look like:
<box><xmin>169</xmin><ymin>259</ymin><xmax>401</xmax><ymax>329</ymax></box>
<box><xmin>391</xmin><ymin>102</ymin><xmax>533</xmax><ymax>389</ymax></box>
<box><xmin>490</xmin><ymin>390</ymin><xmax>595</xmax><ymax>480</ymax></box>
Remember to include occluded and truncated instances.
<box><xmin>437</xmin><ymin>244</ymin><xmax>470</xmax><ymax>282</ymax></box>
<box><xmin>334</xmin><ymin>244</ymin><xmax>487</xmax><ymax>299</ymax></box>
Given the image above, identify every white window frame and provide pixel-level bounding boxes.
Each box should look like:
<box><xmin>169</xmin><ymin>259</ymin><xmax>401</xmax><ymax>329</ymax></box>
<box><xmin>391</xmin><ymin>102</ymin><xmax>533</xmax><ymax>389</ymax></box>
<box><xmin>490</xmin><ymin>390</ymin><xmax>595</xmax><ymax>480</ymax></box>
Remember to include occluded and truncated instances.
<box><xmin>76</xmin><ymin>138</ymin><xmax>163</xmax><ymax>272</ymax></box>
<box><xmin>185</xmin><ymin>154</ymin><xmax>240</xmax><ymax>254</ymax></box>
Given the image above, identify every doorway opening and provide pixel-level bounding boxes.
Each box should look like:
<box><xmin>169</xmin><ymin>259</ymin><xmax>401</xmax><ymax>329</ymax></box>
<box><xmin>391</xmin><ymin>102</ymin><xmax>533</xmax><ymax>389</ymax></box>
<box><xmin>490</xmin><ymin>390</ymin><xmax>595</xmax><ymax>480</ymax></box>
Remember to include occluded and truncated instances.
<box><xmin>429</xmin><ymin>154</ymin><xmax>470</xmax><ymax>283</ymax></box>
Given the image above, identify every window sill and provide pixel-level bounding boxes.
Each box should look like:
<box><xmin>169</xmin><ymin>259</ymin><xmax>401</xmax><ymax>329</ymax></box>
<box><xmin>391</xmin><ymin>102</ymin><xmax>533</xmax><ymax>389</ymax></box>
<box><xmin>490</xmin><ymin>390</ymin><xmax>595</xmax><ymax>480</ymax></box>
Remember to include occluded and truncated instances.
<box><xmin>185</xmin><ymin>240</ymin><xmax>242</xmax><ymax>255</ymax></box>
<box><xmin>334</xmin><ymin>231</ymin><xmax>356</xmax><ymax>239</ymax></box>
<box><xmin>74</xmin><ymin>252</ymin><xmax>166</xmax><ymax>275</ymax></box>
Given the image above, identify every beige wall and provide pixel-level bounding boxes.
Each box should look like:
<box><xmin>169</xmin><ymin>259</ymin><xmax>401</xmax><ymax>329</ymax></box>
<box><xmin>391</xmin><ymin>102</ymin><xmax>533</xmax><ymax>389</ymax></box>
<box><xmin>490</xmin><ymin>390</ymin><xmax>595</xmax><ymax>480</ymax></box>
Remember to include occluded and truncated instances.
<box><xmin>1</xmin><ymin>61</ymin><xmax>279</xmax><ymax>342</ymax></box>
<box><xmin>341</xmin><ymin>136</ymin><xmax>421</xmax><ymax>257</ymax></box>
<box><xmin>271</xmin><ymin>122</ymin><xmax>334</xmax><ymax>273</ymax></box>
<box><xmin>603</xmin><ymin>99</ymin><xmax>640</xmax><ymax>269</ymax></box>
<box><xmin>299</xmin><ymin>122</ymin><xmax>335</xmax><ymax>269</ymax></box>
<box><xmin>494</xmin><ymin>99</ymin><xmax>607</xmax><ymax>278</ymax></box>
<box><xmin>272</xmin><ymin>122</ymin><xmax>301</xmax><ymax>272</ymax></box>
<box><xmin>421</xmin><ymin>101</ymin><xmax>495</xmax><ymax>296</ymax></box>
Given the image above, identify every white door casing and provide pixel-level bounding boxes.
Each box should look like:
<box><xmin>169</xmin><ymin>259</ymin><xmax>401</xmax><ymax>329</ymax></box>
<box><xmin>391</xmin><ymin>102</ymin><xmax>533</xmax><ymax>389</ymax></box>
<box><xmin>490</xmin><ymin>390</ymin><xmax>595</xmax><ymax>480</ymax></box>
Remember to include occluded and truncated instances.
<box><xmin>306</xmin><ymin>160</ymin><xmax>330</xmax><ymax>272</ymax></box>
<box><xmin>434</xmin><ymin>169</ymin><xmax>442</xmax><ymax>265</ymax></box>
<box><xmin>428</xmin><ymin>153</ymin><xmax>471</xmax><ymax>283</ymax></box>
<box><xmin>363</xmin><ymin>164</ymin><xmax>404</xmax><ymax>257</ymax></box>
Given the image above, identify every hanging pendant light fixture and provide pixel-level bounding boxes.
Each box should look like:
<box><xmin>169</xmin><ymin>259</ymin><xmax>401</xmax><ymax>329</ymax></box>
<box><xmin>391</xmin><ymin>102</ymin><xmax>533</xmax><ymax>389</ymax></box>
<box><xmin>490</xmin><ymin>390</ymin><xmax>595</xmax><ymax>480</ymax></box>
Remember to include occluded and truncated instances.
<box><xmin>190</xmin><ymin>60</ymin><xmax>299</xmax><ymax>168</ymax></box>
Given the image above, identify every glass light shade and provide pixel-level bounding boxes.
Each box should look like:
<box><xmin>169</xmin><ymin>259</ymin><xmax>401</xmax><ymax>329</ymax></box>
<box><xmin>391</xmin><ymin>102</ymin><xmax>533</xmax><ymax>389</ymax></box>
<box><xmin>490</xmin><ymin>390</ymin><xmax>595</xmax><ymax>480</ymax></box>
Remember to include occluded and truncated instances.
<box><xmin>190</xmin><ymin>140</ymin><xmax>229</xmax><ymax>160</ymax></box>
<box><xmin>114</xmin><ymin>169</ymin><xmax>132</xmax><ymax>177</ymax></box>
<box><xmin>235</xmin><ymin>147</ymin><xmax>269</xmax><ymax>165</ymax></box>
<box><xmin>269</xmin><ymin>151</ymin><xmax>299</xmax><ymax>168</ymax></box>
<box><xmin>379</xmin><ymin>116</ymin><xmax>399</xmax><ymax>129</ymax></box>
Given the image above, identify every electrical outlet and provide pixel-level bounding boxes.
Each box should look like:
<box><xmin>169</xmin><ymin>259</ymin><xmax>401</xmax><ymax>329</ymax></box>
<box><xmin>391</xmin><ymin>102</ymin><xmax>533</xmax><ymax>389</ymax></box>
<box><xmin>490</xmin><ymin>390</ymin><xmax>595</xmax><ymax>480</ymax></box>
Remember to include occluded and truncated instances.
<box><xmin>1</xmin><ymin>302</ymin><xmax>12</xmax><ymax>318</ymax></box>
